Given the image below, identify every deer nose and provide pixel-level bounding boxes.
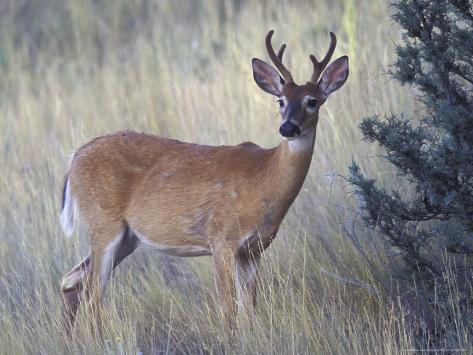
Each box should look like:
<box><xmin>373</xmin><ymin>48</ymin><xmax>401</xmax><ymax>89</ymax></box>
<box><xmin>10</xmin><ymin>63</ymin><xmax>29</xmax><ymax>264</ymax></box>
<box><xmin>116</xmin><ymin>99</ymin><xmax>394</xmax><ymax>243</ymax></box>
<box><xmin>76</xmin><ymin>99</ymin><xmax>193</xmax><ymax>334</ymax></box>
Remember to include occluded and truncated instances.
<box><xmin>279</xmin><ymin>121</ymin><xmax>301</xmax><ymax>138</ymax></box>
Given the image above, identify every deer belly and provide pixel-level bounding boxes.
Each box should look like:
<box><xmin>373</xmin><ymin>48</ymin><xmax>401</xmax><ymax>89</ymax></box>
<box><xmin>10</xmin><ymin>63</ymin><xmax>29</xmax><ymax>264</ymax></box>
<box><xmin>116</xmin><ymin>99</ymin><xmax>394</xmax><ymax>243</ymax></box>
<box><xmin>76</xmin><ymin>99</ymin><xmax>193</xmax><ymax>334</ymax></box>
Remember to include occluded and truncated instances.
<box><xmin>131</xmin><ymin>228</ymin><xmax>212</xmax><ymax>257</ymax></box>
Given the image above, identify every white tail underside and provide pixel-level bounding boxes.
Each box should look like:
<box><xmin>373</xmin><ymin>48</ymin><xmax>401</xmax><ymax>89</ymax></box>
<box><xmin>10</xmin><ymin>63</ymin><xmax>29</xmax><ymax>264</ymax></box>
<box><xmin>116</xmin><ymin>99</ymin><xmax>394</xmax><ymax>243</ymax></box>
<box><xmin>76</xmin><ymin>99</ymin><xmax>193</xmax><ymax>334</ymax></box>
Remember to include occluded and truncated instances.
<box><xmin>61</xmin><ymin>176</ymin><xmax>76</xmax><ymax>237</ymax></box>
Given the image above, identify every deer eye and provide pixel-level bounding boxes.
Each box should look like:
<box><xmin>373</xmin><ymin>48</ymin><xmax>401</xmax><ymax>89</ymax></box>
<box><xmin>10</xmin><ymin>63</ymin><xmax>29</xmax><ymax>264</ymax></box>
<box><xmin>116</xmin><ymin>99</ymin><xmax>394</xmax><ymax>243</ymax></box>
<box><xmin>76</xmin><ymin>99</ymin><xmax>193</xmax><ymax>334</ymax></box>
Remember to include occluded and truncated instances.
<box><xmin>307</xmin><ymin>99</ymin><xmax>317</xmax><ymax>108</ymax></box>
<box><xmin>277</xmin><ymin>99</ymin><xmax>285</xmax><ymax>108</ymax></box>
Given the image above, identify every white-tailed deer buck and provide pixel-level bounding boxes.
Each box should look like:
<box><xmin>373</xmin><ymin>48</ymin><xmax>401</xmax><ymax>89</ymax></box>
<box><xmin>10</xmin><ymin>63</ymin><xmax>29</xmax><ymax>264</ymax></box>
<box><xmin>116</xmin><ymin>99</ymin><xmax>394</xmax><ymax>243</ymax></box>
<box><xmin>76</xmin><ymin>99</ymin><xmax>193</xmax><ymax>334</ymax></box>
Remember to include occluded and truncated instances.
<box><xmin>60</xmin><ymin>30</ymin><xmax>349</xmax><ymax>333</ymax></box>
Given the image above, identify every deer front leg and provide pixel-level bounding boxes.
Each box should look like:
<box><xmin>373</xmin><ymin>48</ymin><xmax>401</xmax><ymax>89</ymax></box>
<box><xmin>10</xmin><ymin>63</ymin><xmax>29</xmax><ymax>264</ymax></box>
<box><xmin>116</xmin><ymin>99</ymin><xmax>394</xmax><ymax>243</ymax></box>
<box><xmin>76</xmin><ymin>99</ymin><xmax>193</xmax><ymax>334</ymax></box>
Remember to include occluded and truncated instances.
<box><xmin>212</xmin><ymin>248</ymin><xmax>237</xmax><ymax>328</ymax></box>
<box><xmin>235</xmin><ymin>253</ymin><xmax>260</xmax><ymax>313</ymax></box>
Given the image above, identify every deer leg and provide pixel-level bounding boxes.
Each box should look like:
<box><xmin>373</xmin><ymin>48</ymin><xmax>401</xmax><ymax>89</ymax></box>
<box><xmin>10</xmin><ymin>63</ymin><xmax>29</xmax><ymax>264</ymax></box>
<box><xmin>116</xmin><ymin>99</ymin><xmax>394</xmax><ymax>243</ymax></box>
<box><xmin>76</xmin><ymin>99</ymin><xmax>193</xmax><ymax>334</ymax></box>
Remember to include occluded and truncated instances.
<box><xmin>212</xmin><ymin>248</ymin><xmax>237</xmax><ymax>328</ymax></box>
<box><xmin>87</xmin><ymin>226</ymin><xmax>140</xmax><ymax>323</ymax></box>
<box><xmin>61</xmin><ymin>253</ymin><xmax>91</xmax><ymax>335</ymax></box>
<box><xmin>235</xmin><ymin>253</ymin><xmax>260</xmax><ymax>314</ymax></box>
<box><xmin>61</xmin><ymin>226</ymin><xmax>139</xmax><ymax>335</ymax></box>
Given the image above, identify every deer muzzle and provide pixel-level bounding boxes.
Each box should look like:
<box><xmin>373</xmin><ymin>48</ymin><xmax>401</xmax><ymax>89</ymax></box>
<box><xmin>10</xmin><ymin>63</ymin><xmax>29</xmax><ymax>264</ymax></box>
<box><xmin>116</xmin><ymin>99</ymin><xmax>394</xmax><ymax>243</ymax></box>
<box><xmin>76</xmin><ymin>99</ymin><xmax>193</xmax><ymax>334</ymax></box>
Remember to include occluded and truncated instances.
<box><xmin>279</xmin><ymin>121</ymin><xmax>301</xmax><ymax>138</ymax></box>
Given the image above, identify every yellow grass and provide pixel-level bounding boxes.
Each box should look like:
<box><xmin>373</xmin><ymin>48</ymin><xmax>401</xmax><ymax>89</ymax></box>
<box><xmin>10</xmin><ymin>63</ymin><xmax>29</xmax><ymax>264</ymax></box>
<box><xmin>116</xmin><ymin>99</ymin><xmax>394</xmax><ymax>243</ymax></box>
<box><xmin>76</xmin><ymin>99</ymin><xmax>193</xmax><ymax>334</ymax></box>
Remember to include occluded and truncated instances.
<box><xmin>0</xmin><ymin>0</ymin><xmax>469</xmax><ymax>353</ymax></box>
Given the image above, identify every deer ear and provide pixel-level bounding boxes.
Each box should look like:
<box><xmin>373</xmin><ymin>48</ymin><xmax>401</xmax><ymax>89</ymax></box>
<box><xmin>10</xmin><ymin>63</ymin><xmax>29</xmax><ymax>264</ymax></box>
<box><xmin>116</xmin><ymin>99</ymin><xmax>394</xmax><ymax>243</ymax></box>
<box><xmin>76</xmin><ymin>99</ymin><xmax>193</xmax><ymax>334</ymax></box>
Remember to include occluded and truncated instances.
<box><xmin>318</xmin><ymin>56</ymin><xmax>349</xmax><ymax>99</ymax></box>
<box><xmin>252</xmin><ymin>58</ymin><xmax>284</xmax><ymax>97</ymax></box>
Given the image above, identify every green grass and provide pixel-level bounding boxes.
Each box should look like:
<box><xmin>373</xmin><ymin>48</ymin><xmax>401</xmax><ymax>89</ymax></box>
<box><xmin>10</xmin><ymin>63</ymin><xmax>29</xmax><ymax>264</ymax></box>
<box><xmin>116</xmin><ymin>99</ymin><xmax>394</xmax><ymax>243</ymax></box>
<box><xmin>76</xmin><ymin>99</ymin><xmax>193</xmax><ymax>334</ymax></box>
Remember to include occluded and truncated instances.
<box><xmin>0</xmin><ymin>0</ymin><xmax>470</xmax><ymax>353</ymax></box>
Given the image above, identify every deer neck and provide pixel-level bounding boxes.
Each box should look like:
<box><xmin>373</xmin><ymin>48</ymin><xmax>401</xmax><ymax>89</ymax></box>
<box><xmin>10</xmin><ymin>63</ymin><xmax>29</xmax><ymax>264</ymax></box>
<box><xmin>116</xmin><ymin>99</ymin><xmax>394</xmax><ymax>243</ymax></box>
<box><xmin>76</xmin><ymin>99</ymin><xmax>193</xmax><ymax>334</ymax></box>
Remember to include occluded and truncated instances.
<box><xmin>266</xmin><ymin>128</ymin><xmax>317</xmax><ymax>212</ymax></box>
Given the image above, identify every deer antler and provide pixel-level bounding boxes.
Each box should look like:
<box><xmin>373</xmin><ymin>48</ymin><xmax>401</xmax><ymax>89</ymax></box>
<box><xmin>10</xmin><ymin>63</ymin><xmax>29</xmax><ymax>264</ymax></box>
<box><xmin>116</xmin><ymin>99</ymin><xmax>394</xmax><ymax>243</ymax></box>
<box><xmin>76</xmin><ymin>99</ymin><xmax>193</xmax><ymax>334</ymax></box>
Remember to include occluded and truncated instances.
<box><xmin>309</xmin><ymin>32</ymin><xmax>337</xmax><ymax>83</ymax></box>
<box><xmin>266</xmin><ymin>30</ymin><xmax>294</xmax><ymax>83</ymax></box>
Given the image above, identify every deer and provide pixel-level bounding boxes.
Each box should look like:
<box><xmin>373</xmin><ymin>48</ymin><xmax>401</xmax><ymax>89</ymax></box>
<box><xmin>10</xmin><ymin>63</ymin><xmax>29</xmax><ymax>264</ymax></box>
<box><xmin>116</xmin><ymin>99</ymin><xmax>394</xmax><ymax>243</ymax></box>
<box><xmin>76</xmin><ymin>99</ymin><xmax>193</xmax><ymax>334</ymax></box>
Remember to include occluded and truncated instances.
<box><xmin>60</xmin><ymin>30</ymin><xmax>349</xmax><ymax>334</ymax></box>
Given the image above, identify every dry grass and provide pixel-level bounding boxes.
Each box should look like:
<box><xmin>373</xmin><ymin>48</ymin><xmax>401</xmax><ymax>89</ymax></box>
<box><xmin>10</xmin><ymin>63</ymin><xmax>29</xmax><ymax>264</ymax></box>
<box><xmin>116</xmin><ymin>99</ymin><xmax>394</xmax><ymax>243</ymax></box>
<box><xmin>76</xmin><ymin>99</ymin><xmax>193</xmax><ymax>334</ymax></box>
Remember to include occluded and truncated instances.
<box><xmin>0</xmin><ymin>0</ymin><xmax>470</xmax><ymax>353</ymax></box>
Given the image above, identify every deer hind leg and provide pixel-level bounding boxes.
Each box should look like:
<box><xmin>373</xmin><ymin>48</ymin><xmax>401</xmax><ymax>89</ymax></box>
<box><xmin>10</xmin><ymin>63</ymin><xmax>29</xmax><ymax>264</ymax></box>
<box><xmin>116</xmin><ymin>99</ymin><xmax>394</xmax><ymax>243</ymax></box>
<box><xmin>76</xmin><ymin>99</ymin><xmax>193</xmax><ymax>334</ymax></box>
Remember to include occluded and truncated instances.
<box><xmin>86</xmin><ymin>226</ymin><xmax>140</xmax><ymax>317</ymax></box>
<box><xmin>61</xmin><ymin>254</ymin><xmax>91</xmax><ymax>335</ymax></box>
<box><xmin>61</xmin><ymin>226</ymin><xmax>139</xmax><ymax>335</ymax></box>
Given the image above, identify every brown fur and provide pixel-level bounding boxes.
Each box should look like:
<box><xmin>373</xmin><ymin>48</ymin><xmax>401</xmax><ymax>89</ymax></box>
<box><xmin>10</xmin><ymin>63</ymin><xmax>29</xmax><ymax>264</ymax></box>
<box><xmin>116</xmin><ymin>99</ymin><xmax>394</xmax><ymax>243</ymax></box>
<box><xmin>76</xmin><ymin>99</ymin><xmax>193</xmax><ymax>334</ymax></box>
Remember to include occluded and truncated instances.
<box><xmin>69</xmin><ymin>131</ymin><xmax>312</xmax><ymax>248</ymax></box>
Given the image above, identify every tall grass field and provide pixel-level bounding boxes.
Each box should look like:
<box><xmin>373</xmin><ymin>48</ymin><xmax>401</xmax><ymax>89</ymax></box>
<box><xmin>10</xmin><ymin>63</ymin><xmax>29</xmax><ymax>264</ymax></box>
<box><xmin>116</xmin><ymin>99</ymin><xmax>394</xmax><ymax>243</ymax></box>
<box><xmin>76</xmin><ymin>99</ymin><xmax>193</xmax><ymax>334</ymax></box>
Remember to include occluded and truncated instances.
<box><xmin>0</xmin><ymin>0</ymin><xmax>470</xmax><ymax>353</ymax></box>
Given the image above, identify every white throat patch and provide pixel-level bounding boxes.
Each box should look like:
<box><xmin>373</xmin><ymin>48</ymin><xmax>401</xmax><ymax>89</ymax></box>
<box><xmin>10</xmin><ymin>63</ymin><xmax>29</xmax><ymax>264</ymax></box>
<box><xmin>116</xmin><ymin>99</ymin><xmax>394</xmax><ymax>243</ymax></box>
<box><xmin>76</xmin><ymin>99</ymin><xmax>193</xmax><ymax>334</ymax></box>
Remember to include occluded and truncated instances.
<box><xmin>287</xmin><ymin>129</ymin><xmax>316</xmax><ymax>153</ymax></box>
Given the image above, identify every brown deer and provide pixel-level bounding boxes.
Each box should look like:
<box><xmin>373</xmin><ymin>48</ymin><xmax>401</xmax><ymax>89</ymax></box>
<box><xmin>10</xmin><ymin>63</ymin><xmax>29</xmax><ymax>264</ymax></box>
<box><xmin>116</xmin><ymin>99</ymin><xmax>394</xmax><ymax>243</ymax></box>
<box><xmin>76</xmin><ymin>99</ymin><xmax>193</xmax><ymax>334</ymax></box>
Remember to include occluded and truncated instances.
<box><xmin>60</xmin><ymin>30</ymin><xmax>349</xmax><ymax>333</ymax></box>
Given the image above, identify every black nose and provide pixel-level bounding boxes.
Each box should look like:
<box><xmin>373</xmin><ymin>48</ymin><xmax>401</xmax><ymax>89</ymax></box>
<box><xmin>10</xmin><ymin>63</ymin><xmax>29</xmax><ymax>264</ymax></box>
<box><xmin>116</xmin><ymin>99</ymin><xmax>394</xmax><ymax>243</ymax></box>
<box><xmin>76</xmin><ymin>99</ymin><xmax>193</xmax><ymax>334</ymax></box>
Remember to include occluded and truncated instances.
<box><xmin>279</xmin><ymin>121</ymin><xmax>301</xmax><ymax>138</ymax></box>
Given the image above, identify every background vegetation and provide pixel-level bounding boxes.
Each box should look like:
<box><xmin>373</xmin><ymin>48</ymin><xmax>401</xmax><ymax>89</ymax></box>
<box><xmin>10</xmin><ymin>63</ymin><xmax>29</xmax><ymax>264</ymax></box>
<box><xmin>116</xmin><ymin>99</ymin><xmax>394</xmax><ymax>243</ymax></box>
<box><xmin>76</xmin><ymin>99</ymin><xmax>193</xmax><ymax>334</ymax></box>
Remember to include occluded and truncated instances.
<box><xmin>0</xmin><ymin>0</ymin><xmax>469</xmax><ymax>353</ymax></box>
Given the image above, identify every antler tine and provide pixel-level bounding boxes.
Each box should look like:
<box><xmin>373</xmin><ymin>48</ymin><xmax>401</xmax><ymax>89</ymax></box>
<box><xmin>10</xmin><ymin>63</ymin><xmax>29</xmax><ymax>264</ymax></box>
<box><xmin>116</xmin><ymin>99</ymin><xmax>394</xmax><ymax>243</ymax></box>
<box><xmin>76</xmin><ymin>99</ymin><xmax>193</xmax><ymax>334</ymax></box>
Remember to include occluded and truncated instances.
<box><xmin>277</xmin><ymin>43</ymin><xmax>286</xmax><ymax>61</ymax></box>
<box><xmin>265</xmin><ymin>30</ymin><xmax>293</xmax><ymax>83</ymax></box>
<box><xmin>309</xmin><ymin>31</ymin><xmax>337</xmax><ymax>83</ymax></box>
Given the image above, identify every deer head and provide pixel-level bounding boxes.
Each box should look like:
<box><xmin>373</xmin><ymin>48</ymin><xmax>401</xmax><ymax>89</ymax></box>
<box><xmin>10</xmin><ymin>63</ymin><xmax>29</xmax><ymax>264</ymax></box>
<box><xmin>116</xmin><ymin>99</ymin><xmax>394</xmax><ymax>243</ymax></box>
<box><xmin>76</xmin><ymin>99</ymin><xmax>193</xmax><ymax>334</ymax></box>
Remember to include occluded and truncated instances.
<box><xmin>252</xmin><ymin>30</ymin><xmax>349</xmax><ymax>139</ymax></box>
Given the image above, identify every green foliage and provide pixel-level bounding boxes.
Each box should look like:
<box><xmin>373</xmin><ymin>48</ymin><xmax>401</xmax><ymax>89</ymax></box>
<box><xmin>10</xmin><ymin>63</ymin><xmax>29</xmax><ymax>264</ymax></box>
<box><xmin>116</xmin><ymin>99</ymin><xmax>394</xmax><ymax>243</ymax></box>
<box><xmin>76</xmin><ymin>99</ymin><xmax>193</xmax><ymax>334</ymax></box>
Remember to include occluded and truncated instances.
<box><xmin>348</xmin><ymin>2</ymin><xmax>473</xmax><ymax>344</ymax></box>
<box><xmin>349</xmin><ymin>0</ymin><xmax>473</xmax><ymax>282</ymax></box>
